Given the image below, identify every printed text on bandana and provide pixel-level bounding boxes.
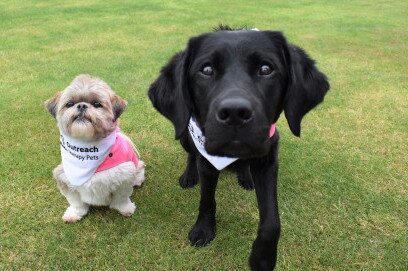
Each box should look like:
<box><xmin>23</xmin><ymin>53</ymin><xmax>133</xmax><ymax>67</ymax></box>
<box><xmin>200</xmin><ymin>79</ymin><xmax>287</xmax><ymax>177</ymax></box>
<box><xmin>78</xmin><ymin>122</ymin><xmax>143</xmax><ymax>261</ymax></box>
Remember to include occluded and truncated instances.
<box><xmin>60</xmin><ymin>135</ymin><xmax>99</xmax><ymax>161</ymax></box>
<box><xmin>59</xmin><ymin>130</ymin><xmax>115</xmax><ymax>186</ymax></box>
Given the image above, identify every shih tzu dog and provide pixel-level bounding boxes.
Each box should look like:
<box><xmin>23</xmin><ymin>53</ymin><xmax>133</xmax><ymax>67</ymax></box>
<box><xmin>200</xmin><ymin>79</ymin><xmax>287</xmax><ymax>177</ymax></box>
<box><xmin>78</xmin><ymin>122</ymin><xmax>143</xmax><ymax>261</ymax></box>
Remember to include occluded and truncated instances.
<box><xmin>45</xmin><ymin>74</ymin><xmax>145</xmax><ymax>222</ymax></box>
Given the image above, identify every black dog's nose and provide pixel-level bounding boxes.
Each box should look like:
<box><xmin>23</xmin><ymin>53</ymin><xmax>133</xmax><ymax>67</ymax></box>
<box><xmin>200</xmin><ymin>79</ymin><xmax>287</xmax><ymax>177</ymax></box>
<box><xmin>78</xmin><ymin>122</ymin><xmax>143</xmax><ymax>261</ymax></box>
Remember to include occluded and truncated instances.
<box><xmin>77</xmin><ymin>103</ymin><xmax>88</xmax><ymax>112</ymax></box>
<box><xmin>216</xmin><ymin>97</ymin><xmax>253</xmax><ymax>126</ymax></box>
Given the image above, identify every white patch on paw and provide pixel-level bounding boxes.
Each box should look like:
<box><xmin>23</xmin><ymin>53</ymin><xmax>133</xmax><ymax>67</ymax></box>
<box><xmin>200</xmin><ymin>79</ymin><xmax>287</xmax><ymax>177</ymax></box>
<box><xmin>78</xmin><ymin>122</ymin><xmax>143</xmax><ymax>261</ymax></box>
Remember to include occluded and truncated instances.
<box><xmin>112</xmin><ymin>201</ymin><xmax>136</xmax><ymax>217</ymax></box>
<box><xmin>62</xmin><ymin>206</ymin><xmax>87</xmax><ymax>222</ymax></box>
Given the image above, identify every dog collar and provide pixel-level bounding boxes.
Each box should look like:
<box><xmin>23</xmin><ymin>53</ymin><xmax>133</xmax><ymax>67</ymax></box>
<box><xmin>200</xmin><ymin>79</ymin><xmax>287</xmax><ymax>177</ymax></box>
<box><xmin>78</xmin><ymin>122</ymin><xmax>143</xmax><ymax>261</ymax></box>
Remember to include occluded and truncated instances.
<box><xmin>59</xmin><ymin>129</ymin><xmax>116</xmax><ymax>186</ymax></box>
<box><xmin>188</xmin><ymin>118</ymin><xmax>276</xmax><ymax>170</ymax></box>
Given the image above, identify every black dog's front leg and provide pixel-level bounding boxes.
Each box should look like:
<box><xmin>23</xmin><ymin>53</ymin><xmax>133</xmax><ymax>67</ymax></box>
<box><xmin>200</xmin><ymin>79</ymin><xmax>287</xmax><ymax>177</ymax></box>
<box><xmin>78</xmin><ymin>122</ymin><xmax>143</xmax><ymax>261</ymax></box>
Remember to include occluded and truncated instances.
<box><xmin>188</xmin><ymin>155</ymin><xmax>219</xmax><ymax>246</ymax></box>
<box><xmin>237</xmin><ymin>163</ymin><xmax>254</xmax><ymax>190</ymax></box>
<box><xmin>249</xmin><ymin>154</ymin><xmax>280</xmax><ymax>270</ymax></box>
<box><xmin>179</xmin><ymin>153</ymin><xmax>199</xmax><ymax>188</ymax></box>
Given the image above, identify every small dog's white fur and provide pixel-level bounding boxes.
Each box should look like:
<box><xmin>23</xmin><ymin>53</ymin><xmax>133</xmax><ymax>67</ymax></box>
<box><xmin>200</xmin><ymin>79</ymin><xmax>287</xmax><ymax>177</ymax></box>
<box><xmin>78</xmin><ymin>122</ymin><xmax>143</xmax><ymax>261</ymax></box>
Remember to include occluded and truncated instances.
<box><xmin>53</xmin><ymin>161</ymin><xmax>145</xmax><ymax>222</ymax></box>
<box><xmin>45</xmin><ymin>74</ymin><xmax>145</xmax><ymax>222</ymax></box>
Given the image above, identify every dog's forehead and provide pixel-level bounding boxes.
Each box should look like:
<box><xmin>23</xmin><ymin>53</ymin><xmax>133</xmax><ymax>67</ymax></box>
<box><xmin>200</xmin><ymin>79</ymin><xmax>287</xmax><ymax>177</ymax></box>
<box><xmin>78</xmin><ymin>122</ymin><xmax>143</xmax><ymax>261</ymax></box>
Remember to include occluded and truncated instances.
<box><xmin>62</xmin><ymin>79</ymin><xmax>111</xmax><ymax>102</ymax></box>
<box><xmin>197</xmin><ymin>31</ymin><xmax>275</xmax><ymax>54</ymax></box>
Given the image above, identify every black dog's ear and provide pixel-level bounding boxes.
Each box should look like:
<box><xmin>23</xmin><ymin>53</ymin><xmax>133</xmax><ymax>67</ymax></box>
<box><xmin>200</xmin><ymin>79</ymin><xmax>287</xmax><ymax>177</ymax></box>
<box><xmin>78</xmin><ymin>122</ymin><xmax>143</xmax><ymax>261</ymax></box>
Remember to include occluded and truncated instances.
<box><xmin>284</xmin><ymin>45</ymin><xmax>330</xmax><ymax>137</ymax></box>
<box><xmin>148</xmin><ymin>52</ymin><xmax>191</xmax><ymax>138</ymax></box>
<box><xmin>149</xmin><ymin>36</ymin><xmax>203</xmax><ymax>139</ymax></box>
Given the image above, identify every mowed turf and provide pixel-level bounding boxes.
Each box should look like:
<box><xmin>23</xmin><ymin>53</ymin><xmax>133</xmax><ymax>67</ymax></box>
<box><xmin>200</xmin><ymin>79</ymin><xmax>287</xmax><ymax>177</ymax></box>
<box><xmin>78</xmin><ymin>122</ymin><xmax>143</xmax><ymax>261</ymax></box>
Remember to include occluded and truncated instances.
<box><xmin>0</xmin><ymin>0</ymin><xmax>407</xmax><ymax>270</ymax></box>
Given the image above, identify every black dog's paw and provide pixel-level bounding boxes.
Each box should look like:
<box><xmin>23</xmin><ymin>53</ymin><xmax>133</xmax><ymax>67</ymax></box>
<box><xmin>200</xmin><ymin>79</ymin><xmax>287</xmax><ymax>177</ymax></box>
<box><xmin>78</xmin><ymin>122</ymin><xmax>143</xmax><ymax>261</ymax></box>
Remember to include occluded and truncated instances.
<box><xmin>179</xmin><ymin>170</ymin><xmax>199</xmax><ymax>189</ymax></box>
<box><xmin>188</xmin><ymin>221</ymin><xmax>215</xmax><ymax>247</ymax></box>
<box><xmin>238</xmin><ymin>171</ymin><xmax>254</xmax><ymax>190</ymax></box>
<box><xmin>249</xmin><ymin>238</ymin><xmax>277</xmax><ymax>271</ymax></box>
<box><xmin>238</xmin><ymin>175</ymin><xmax>254</xmax><ymax>190</ymax></box>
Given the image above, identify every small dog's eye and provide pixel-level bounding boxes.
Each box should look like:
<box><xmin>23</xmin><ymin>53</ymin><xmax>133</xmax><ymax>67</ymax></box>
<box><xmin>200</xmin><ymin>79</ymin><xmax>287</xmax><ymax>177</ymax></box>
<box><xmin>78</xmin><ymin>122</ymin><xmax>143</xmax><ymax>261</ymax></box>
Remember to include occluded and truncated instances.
<box><xmin>201</xmin><ymin>64</ymin><xmax>214</xmax><ymax>76</ymax></box>
<box><xmin>66</xmin><ymin>102</ymin><xmax>74</xmax><ymax>108</ymax></box>
<box><xmin>93</xmin><ymin>102</ymin><xmax>102</xmax><ymax>108</ymax></box>
<box><xmin>259</xmin><ymin>64</ymin><xmax>274</xmax><ymax>76</ymax></box>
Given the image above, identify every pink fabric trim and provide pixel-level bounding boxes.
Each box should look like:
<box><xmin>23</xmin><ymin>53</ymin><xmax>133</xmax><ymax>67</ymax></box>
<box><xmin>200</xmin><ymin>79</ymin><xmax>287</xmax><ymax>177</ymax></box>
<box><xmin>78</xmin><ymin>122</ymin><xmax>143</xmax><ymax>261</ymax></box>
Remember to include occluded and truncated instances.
<box><xmin>269</xmin><ymin>123</ymin><xmax>276</xmax><ymax>138</ymax></box>
<box><xmin>96</xmin><ymin>132</ymin><xmax>138</xmax><ymax>172</ymax></box>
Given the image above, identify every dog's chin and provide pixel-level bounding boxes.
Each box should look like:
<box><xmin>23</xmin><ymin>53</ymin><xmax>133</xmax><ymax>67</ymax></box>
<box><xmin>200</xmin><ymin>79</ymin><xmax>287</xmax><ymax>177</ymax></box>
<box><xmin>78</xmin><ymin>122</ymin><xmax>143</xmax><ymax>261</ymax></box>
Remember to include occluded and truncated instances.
<box><xmin>67</xmin><ymin>118</ymin><xmax>96</xmax><ymax>141</ymax></box>
<box><xmin>205</xmin><ymin>139</ymin><xmax>270</xmax><ymax>159</ymax></box>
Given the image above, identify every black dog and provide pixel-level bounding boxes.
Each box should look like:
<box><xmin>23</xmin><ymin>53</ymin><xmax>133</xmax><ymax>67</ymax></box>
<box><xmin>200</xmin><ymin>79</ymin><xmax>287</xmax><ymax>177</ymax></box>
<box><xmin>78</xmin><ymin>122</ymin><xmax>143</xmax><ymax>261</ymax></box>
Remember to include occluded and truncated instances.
<box><xmin>148</xmin><ymin>26</ymin><xmax>329</xmax><ymax>270</ymax></box>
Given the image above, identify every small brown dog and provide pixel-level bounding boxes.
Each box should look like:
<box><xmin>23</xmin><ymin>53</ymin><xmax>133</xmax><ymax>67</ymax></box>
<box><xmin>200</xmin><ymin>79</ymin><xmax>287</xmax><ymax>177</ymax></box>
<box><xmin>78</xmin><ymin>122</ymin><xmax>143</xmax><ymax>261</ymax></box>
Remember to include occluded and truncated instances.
<box><xmin>45</xmin><ymin>74</ymin><xmax>145</xmax><ymax>222</ymax></box>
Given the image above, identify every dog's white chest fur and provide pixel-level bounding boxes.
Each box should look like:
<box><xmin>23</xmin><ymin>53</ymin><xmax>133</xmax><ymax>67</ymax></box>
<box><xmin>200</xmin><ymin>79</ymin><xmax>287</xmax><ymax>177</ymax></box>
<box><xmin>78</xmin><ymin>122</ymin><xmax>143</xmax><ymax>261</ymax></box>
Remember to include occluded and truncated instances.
<box><xmin>55</xmin><ymin>161</ymin><xmax>144</xmax><ymax>203</ymax></box>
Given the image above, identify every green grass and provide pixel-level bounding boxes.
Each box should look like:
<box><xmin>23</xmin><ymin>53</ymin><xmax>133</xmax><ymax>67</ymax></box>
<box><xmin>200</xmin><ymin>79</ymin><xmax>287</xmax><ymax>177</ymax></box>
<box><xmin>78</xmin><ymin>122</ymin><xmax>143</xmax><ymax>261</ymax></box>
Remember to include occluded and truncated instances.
<box><xmin>0</xmin><ymin>0</ymin><xmax>407</xmax><ymax>270</ymax></box>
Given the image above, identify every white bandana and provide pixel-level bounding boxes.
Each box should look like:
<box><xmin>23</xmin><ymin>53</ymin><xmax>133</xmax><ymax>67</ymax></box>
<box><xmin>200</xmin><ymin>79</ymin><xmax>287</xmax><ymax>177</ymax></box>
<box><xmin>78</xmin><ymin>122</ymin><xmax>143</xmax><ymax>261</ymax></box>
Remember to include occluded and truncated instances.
<box><xmin>188</xmin><ymin>118</ymin><xmax>238</xmax><ymax>170</ymax></box>
<box><xmin>59</xmin><ymin>130</ymin><xmax>116</xmax><ymax>186</ymax></box>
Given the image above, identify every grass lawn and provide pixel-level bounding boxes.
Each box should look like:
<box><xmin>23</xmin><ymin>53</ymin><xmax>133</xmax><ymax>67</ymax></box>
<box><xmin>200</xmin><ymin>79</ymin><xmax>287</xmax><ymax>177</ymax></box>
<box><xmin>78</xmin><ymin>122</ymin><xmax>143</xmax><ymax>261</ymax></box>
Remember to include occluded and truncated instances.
<box><xmin>0</xmin><ymin>0</ymin><xmax>407</xmax><ymax>270</ymax></box>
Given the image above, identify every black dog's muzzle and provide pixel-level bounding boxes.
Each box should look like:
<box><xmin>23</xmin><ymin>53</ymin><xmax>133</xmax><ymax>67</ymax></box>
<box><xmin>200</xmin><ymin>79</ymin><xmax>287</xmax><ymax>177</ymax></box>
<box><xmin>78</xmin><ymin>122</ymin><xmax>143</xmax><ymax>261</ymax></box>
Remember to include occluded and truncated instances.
<box><xmin>215</xmin><ymin>96</ymin><xmax>254</xmax><ymax>127</ymax></box>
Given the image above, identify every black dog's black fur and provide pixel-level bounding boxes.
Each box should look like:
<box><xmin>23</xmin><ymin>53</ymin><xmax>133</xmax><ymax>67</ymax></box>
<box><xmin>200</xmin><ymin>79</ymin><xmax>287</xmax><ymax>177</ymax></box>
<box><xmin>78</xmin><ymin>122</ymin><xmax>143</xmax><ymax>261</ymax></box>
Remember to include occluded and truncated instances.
<box><xmin>148</xmin><ymin>26</ymin><xmax>329</xmax><ymax>270</ymax></box>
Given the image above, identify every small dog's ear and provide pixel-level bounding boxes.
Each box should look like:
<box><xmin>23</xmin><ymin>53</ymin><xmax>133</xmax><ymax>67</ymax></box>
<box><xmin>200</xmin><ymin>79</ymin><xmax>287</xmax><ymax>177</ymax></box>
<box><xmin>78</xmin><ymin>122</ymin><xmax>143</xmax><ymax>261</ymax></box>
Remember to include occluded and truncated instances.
<box><xmin>284</xmin><ymin>45</ymin><xmax>330</xmax><ymax>137</ymax></box>
<box><xmin>44</xmin><ymin>92</ymin><xmax>62</xmax><ymax>118</ymax></box>
<box><xmin>148</xmin><ymin>37</ymin><xmax>201</xmax><ymax>139</ymax></box>
<box><xmin>111</xmin><ymin>94</ymin><xmax>127</xmax><ymax>121</ymax></box>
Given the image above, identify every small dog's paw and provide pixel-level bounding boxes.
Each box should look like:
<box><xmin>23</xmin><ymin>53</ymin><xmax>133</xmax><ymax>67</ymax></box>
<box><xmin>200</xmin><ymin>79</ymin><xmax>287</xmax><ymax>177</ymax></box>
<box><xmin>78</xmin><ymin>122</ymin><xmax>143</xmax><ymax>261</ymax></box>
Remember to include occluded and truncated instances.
<box><xmin>188</xmin><ymin>221</ymin><xmax>215</xmax><ymax>247</ymax></box>
<box><xmin>62</xmin><ymin>206</ymin><xmax>87</xmax><ymax>223</ymax></box>
<box><xmin>179</xmin><ymin>170</ymin><xmax>199</xmax><ymax>189</ymax></box>
<box><xmin>63</xmin><ymin>215</ymin><xmax>81</xmax><ymax>223</ymax></box>
<box><xmin>112</xmin><ymin>202</ymin><xmax>136</xmax><ymax>217</ymax></box>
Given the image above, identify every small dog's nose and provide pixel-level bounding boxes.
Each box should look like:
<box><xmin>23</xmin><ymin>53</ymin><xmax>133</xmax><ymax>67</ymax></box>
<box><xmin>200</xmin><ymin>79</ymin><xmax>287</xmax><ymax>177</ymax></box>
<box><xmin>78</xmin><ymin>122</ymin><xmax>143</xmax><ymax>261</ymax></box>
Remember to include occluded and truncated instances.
<box><xmin>77</xmin><ymin>103</ymin><xmax>88</xmax><ymax>112</ymax></box>
<box><xmin>216</xmin><ymin>97</ymin><xmax>253</xmax><ymax>126</ymax></box>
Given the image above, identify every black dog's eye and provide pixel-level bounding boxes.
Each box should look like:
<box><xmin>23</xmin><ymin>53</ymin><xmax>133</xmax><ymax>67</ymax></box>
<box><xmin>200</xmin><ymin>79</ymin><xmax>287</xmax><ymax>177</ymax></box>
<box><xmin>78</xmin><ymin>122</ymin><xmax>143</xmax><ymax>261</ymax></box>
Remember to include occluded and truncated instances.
<box><xmin>66</xmin><ymin>102</ymin><xmax>74</xmax><ymax>108</ymax></box>
<box><xmin>201</xmin><ymin>64</ymin><xmax>214</xmax><ymax>76</ymax></box>
<box><xmin>259</xmin><ymin>64</ymin><xmax>274</xmax><ymax>76</ymax></box>
<box><xmin>93</xmin><ymin>102</ymin><xmax>102</xmax><ymax>108</ymax></box>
